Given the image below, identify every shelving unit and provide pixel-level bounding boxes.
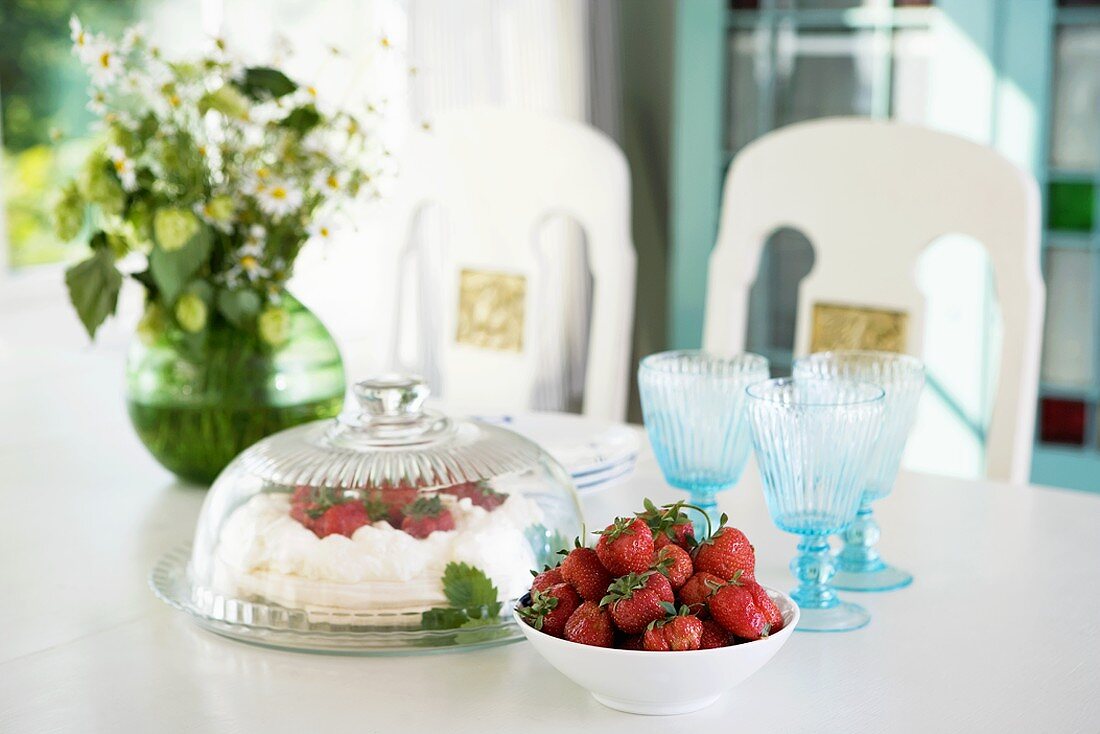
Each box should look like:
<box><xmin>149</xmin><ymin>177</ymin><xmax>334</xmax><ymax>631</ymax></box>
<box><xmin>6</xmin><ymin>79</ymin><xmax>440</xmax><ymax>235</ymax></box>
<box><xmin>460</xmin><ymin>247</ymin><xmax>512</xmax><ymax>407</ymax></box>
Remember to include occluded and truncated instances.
<box><xmin>1032</xmin><ymin>2</ymin><xmax>1100</xmax><ymax>490</ymax></box>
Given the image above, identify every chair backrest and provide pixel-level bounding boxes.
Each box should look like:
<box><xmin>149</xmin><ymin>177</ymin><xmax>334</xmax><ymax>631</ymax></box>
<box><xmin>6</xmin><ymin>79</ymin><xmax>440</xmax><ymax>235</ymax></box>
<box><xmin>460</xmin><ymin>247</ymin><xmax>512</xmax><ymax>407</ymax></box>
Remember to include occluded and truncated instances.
<box><xmin>382</xmin><ymin>107</ymin><xmax>635</xmax><ymax>420</ymax></box>
<box><xmin>703</xmin><ymin>117</ymin><xmax>1044</xmax><ymax>483</ymax></box>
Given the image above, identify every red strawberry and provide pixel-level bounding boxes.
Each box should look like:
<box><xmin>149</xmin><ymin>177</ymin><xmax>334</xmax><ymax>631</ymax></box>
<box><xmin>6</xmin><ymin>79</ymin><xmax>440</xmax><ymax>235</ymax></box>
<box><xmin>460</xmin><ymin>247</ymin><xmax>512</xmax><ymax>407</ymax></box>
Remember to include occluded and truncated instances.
<box><xmin>446</xmin><ymin>480</ymin><xmax>506</xmax><ymax>510</ymax></box>
<box><xmin>311</xmin><ymin>501</ymin><xmax>372</xmax><ymax>538</ymax></box>
<box><xmin>617</xmin><ymin>634</ymin><xmax>645</xmax><ymax>651</ymax></box>
<box><xmin>679</xmin><ymin>571</ymin><xmax>725</xmax><ymax>615</ymax></box>
<box><xmin>560</xmin><ymin>543</ymin><xmax>613</xmax><ymax>601</ymax></box>
<box><xmin>641</xmin><ymin>624</ymin><xmax>670</xmax><ymax>651</ymax></box>
<box><xmin>564</xmin><ymin>601</ymin><xmax>615</xmax><ymax>647</ymax></box>
<box><xmin>400</xmin><ymin>495</ymin><xmax>456</xmax><ymax>539</ymax></box>
<box><xmin>518</xmin><ymin>582</ymin><xmax>580</xmax><ymax>638</ymax></box>
<box><xmin>636</xmin><ymin>498</ymin><xmax>696</xmax><ymax>550</ymax></box>
<box><xmin>600</xmin><ymin>571</ymin><xmax>673</xmax><ymax>634</ymax></box>
<box><xmin>365</xmin><ymin>481</ymin><xmax>420</xmax><ymax>525</ymax></box>
<box><xmin>531</xmin><ymin>566</ymin><xmax>565</xmax><ymax>593</ymax></box>
<box><xmin>745</xmin><ymin>579</ymin><xmax>784</xmax><ymax>632</ymax></box>
<box><xmin>652</xmin><ymin>544</ymin><xmax>693</xmax><ymax>590</ymax></box>
<box><xmin>643</xmin><ymin>604</ymin><xmax>705</xmax><ymax>651</ymax></box>
<box><xmin>708</xmin><ymin>580</ymin><xmax>768</xmax><ymax>641</ymax></box>
<box><xmin>663</xmin><ymin>614</ymin><xmax>705</xmax><ymax>651</ymax></box>
<box><xmin>596</xmin><ymin>517</ymin><xmax>655</xmax><ymax>575</ymax></box>
<box><xmin>699</xmin><ymin>619</ymin><xmax>734</xmax><ymax>649</ymax></box>
<box><xmin>692</xmin><ymin>521</ymin><xmax>755</xmax><ymax>581</ymax></box>
<box><xmin>289</xmin><ymin>485</ymin><xmax>320</xmax><ymax>527</ymax></box>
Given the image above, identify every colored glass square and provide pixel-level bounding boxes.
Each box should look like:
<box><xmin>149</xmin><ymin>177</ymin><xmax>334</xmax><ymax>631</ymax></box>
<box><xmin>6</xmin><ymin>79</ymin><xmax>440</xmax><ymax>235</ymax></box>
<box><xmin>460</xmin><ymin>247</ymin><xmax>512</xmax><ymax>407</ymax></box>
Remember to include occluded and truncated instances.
<box><xmin>1040</xmin><ymin>398</ymin><xmax>1087</xmax><ymax>445</ymax></box>
<box><xmin>1048</xmin><ymin>181</ymin><xmax>1095</xmax><ymax>232</ymax></box>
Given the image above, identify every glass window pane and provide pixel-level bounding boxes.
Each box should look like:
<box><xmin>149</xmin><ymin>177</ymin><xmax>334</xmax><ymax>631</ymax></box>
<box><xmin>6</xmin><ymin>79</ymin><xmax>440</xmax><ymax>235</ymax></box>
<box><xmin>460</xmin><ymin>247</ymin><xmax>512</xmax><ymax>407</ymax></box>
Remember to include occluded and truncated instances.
<box><xmin>1048</xmin><ymin>181</ymin><xmax>1095</xmax><ymax>231</ymax></box>
<box><xmin>1040</xmin><ymin>398</ymin><xmax>1087</xmax><ymax>445</ymax></box>
<box><xmin>774</xmin><ymin>30</ymin><xmax>878</xmax><ymax>128</ymax></box>
<box><xmin>1041</xmin><ymin>248</ymin><xmax>1096</xmax><ymax>389</ymax></box>
<box><xmin>727</xmin><ymin>30</ymin><xmax>764</xmax><ymax>153</ymax></box>
<box><xmin>1050</xmin><ymin>27</ymin><xmax>1100</xmax><ymax>171</ymax></box>
<box><xmin>2</xmin><ymin>3</ymin><xmax>206</xmax><ymax>269</ymax></box>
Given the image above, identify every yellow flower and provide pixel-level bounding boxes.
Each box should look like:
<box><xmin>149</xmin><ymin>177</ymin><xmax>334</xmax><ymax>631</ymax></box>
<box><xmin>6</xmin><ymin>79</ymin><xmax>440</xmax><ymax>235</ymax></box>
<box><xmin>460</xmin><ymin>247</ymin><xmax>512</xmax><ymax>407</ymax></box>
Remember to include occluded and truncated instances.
<box><xmin>175</xmin><ymin>292</ymin><xmax>208</xmax><ymax>333</ymax></box>
<box><xmin>205</xmin><ymin>196</ymin><xmax>234</xmax><ymax>223</ymax></box>
<box><xmin>153</xmin><ymin>207</ymin><xmax>200</xmax><ymax>252</ymax></box>
<box><xmin>137</xmin><ymin>302</ymin><xmax>167</xmax><ymax>345</ymax></box>
<box><xmin>258</xmin><ymin>307</ymin><xmax>291</xmax><ymax>346</ymax></box>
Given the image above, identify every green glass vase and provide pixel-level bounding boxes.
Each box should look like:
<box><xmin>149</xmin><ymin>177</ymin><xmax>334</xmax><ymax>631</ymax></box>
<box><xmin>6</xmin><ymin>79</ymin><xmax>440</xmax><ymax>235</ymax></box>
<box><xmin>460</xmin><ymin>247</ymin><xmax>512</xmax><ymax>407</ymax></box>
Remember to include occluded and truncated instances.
<box><xmin>125</xmin><ymin>295</ymin><xmax>346</xmax><ymax>484</ymax></box>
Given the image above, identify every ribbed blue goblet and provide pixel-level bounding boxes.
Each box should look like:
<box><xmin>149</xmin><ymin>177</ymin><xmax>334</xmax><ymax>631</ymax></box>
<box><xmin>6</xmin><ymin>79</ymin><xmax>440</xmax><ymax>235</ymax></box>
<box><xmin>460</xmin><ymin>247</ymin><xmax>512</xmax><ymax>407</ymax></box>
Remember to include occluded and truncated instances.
<box><xmin>746</xmin><ymin>377</ymin><xmax>885</xmax><ymax>632</ymax></box>
<box><xmin>638</xmin><ymin>351</ymin><xmax>769</xmax><ymax>528</ymax></box>
<box><xmin>794</xmin><ymin>351</ymin><xmax>925</xmax><ymax>592</ymax></box>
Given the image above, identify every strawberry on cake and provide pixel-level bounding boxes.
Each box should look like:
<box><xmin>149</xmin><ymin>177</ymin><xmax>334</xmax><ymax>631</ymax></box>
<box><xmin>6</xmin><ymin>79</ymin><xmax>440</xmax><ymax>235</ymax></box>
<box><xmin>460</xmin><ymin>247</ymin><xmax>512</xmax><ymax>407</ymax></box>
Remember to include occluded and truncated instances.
<box><xmin>210</xmin><ymin>480</ymin><xmax>545</xmax><ymax>620</ymax></box>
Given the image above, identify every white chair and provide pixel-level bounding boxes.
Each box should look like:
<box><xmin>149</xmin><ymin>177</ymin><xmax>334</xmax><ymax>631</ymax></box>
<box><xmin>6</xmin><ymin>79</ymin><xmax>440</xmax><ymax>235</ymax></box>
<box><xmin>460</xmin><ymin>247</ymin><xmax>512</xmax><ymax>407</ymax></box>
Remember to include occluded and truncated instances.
<box><xmin>703</xmin><ymin>117</ymin><xmax>1044</xmax><ymax>483</ymax></box>
<box><xmin>380</xmin><ymin>108</ymin><xmax>636</xmax><ymax>421</ymax></box>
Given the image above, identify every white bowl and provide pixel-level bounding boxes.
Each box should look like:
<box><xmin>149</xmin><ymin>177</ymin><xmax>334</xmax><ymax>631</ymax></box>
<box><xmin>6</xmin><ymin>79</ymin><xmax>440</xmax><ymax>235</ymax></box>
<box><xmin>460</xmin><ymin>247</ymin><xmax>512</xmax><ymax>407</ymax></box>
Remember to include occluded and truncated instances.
<box><xmin>513</xmin><ymin>587</ymin><xmax>799</xmax><ymax>715</ymax></box>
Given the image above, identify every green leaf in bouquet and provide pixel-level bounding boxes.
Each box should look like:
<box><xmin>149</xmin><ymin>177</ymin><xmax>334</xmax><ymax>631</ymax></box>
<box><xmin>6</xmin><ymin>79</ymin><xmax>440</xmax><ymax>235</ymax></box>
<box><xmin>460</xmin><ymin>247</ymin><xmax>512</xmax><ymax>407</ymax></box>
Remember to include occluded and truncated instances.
<box><xmin>235</xmin><ymin>66</ymin><xmax>297</xmax><ymax>101</ymax></box>
<box><xmin>149</xmin><ymin>221</ymin><xmax>211</xmax><ymax>303</ymax></box>
<box><xmin>281</xmin><ymin>105</ymin><xmax>322</xmax><ymax>135</ymax></box>
<box><xmin>64</xmin><ymin>241</ymin><xmax>122</xmax><ymax>339</ymax></box>
<box><xmin>216</xmin><ymin>288</ymin><xmax>262</xmax><ymax>328</ymax></box>
<box><xmin>199</xmin><ymin>84</ymin><xmax>250</xmax><ymax>120</ymax></box>
<box><xmin>77</xmin><ymin>153</ymin><xmax>125</xmax><ymax>217</ymax></box>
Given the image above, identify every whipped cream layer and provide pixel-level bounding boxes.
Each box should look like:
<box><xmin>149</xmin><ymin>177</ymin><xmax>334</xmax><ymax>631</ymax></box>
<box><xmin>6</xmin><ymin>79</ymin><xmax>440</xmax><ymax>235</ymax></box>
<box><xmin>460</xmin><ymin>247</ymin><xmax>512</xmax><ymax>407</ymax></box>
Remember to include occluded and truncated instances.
<box><xmin>211</xmin><ymin>492</ymin><xmax>544</xmax><ymax>616</ymax></box>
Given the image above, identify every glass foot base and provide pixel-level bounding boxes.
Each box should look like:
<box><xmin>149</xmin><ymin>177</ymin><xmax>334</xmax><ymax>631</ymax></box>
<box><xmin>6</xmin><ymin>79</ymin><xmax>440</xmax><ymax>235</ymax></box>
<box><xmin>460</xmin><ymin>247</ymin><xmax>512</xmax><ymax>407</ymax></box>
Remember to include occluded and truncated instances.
<box><xmin>793</xmin><ymin>601</ymin><xmax>871</xmax><ymax>633</ymax></box>
<box><xmin>832</xmin><ymin>564</ymin><xmax>913</xmax><ymax>593</ymax></box>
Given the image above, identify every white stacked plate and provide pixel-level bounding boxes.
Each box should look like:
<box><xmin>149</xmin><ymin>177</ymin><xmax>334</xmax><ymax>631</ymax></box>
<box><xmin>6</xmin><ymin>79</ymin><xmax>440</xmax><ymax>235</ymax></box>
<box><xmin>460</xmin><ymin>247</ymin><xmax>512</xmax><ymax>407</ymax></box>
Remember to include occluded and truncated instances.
<box><xmin>473</xmin><ymin>412</ymin><xmax>640</xmax><ymax>492</ymax></box>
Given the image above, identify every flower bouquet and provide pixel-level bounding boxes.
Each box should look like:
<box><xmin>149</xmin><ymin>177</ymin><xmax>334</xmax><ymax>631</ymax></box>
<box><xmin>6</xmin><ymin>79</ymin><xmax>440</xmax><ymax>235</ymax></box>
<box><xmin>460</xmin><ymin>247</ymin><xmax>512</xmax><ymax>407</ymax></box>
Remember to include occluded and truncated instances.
<box><xmin>57</xmin><ymin>18</ymin><xmax>389</xmax><ymax>483</ymax></box>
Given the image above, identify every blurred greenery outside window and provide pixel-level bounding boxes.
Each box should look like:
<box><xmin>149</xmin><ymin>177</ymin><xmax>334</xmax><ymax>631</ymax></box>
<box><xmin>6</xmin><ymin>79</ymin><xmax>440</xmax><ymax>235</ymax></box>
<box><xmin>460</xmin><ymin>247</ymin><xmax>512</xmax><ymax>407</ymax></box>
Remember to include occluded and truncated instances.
<box><xmin>0</xmin><ymin>1</ymin><xmax>141</xmax><ymax>269</ymax></box>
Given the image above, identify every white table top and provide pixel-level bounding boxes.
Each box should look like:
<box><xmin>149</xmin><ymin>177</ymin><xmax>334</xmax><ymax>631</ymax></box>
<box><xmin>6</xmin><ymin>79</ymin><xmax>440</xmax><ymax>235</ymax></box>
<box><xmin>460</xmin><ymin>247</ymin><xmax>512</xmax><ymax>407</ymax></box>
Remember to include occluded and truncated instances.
<box><xmin>2</xmin><ymin>346</ymin><xmax>1099</xmax><ymax>733</ymax></box>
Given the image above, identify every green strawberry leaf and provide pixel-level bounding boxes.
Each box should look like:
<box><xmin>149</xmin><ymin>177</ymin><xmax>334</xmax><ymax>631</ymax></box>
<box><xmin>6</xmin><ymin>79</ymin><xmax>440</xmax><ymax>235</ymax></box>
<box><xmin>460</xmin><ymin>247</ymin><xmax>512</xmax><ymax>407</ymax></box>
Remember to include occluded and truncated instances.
<box><xmin>441</xmin><ymin>562</ymin><xmax>502</xmax><ymax>617</ymax></box>
<box><xmin>64</xmin><ymin>241</ymin><xmax>122</xmax><ymax>339</ymax></box>
<box><xmin>455</xmin><ymin>617</ymin><xmax>511</xmax><ymax>644</ymax></box>
<box><xmin>421</xmin><ymin>562</ymin><xmax>503</xmax><ymax>631</ymax></box>
<box><xmin>421</xmin><ymin>607</ymin><xmax>470</xmax><ymax>631</ymax></box>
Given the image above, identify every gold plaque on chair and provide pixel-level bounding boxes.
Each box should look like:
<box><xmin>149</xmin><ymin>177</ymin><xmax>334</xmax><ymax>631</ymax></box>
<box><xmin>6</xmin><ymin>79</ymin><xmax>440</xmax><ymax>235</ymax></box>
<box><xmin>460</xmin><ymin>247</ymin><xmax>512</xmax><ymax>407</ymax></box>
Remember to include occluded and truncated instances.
<box><xmin>810</xmin><ymin>302</ymin><xmax>909</xmax><ymax>353</ymax></box>
<box><xmin>455</xmin><ymin>268</ymin><xmax>527</xmax><ymax>353</ymax></box>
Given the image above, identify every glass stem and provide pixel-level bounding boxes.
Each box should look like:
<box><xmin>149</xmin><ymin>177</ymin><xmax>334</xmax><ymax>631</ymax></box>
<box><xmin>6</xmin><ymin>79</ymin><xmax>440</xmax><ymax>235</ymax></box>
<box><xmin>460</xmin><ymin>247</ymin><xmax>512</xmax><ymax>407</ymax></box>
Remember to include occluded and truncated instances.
<box><xmin>836</xmin><ymin>499</ymin><xmax>885</xmax><ymax>573</ymax></box>
<box><xmin>688</xmin><ymin>489</ymin><xmax>720</xmax><ymax>538</ymax></box>
<box><xmin>790</xmin><ymin>537</ymin><xmax>838</xmax><ymax>610</ymax></box>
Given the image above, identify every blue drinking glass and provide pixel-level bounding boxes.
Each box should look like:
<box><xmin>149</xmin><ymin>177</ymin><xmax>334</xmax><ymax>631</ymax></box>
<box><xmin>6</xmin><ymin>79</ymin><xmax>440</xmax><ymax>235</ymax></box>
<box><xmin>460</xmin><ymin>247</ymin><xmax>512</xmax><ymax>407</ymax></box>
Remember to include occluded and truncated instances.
<box><xmin>794</xmin><ymin>351</ymin><xmax>925</xmax><ymax>592</ymax></box>
<box><xmin>746</xmin><ymin>377</ymin><xmax>885</xmax><ymax>632</ymax></box>
<box><xmin>638</xmin><ymin>351</ymin><xmax>769</xmax><ymax>528</ymax></box>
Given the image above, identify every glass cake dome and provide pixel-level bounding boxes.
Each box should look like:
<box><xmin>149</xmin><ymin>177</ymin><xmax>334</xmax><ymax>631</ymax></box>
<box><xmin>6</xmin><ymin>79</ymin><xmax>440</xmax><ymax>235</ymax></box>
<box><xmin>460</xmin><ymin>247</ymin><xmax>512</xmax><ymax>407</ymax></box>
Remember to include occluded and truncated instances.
<box><xmin>152</xmin><ymin>375</ymin><xmax>584</xmax><ymax>653</ymax></box>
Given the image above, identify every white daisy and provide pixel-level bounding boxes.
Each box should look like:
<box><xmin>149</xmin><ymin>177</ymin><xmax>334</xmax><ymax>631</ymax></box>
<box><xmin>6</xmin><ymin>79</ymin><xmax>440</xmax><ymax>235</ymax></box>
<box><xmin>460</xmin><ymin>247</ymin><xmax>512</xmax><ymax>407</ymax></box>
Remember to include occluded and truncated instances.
<box><xmin>307</xmin><ymin>219</ymin><xmax>336</xmax><ymax>242</ymax></box>
<box><xmin>121</xmin><ymin>23</ymin><xmax>146</xmax><ymax>53</ymax></box>
<box><xmin>245</xmin><ymin>224</ymin><xmax>266</xmax><ymax>247</ymax></box>
<box><xmin>70</xmin><ymin>16</ymin><xmax>95</xmax><ymax>62</ymax></box>
<box><xmin>106</xmin><ymin>145</ymin><xmax>137</xmax><ymax>191</ymax></box>
<box><xmin>87</xmin><ymin>89</ymin><xmax>108</xmax><ymax>115</ymax></box>
<box><xmin>311</xmin><ymin>169</ymin><xmax>347</xmax><ymax>196</ymax></box>
<box><xmin>244</xmin><ymin>166</ymin><xmax>273</xmax><ymax>196</ymax></box>
<box><xmin>227</xmin><ymin>249</ymin><xmax>270</xmax><ymax>283</ymax></box>
<box><xmin>86</xmin><ymin>41</ymin><xmax>124</xmax><ymax>87</ymax></box>
<box><xmin>255</xmin><ymin>180</ymin><xmax>303</xmax><ymax>219</ymax></box>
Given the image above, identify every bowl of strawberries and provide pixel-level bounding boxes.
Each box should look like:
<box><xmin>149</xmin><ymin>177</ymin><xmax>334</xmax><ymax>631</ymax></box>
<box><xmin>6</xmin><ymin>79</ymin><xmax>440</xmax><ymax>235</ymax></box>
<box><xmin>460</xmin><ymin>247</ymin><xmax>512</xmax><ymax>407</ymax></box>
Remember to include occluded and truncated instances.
<box><xmin>514</xmin><ymin>500</ymin><xmax>798</xmax><ymax>715</ymax></box>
